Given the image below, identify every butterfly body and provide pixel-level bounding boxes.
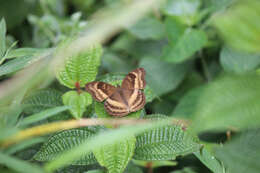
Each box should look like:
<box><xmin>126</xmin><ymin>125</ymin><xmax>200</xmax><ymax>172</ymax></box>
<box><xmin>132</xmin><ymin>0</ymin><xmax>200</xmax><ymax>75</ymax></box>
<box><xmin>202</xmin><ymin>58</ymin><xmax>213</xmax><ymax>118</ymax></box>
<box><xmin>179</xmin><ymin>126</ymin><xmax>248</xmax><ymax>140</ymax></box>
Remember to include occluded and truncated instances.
<box><xmin>85</xmin><ymin>68</ymin><xmax>146</xmax><ymax>117</ymax></box>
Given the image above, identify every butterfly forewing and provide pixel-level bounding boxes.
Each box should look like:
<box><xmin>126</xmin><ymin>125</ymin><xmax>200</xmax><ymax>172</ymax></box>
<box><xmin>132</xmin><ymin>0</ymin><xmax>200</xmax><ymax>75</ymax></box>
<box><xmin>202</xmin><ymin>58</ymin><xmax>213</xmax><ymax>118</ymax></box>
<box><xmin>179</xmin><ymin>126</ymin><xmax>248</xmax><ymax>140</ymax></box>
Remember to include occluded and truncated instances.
<box><xmin>121</xmin><ymin>68</ymin><xmax>146</xmax><ymax>90</ymax></box>
<box><xmin>85</xmin><ymin>82</ymin><xmax>116</xmax><ymax>102</ymax></box>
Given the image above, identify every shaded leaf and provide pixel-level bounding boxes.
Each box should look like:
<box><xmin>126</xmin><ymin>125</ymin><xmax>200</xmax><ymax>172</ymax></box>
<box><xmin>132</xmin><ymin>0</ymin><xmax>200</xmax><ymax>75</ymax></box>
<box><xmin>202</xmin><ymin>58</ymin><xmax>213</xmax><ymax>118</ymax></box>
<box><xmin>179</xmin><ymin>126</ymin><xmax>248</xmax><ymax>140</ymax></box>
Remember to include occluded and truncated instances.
<box><xmin>220</xmin><ymin>47</ymin><xmax>260</xmax><ymax>74</ymax></box>
<box><xmin>165</xmin><ymin>16</ymin><xmax>186</xmax><ymax>45</ymax></box>
<box><xmin>192</xmin><ymin>74</ymin><xmax>260</xmax><ymax>132</ymax></box>
<box><xmin>134</xmin><ymin>114</ymin><xmax>200</xmax><ymax>160</ymax></box>
<box><xmin>22</xmin><ymin>89</ymin><xmax>63</xmax><ymax>114</ymax></box>
<box><xmin>128</xmin><ymin>17</ymin><xmax>165</xmax><ymax>40</ymax></box>
<box><xmin>162</xmin><ymin>29</ymin><xmax>207</xmax><ymax>63</ymax></box>
<box><xmin>139</xmin><ymin>57</ymin><xmax>191</xmax><ymax>95</ymax></box>
<box><xmin>94</xmin><ymin>134</ymin><xmax>136</xmax><ymax>173</ymax></box>
<box><xmin>56</xmin><ymin>45</ymin><xmax>102</xmax><ymax>88</ymax></box>
<box><xmin>0</xmin><ymin>18</ymin><xmax>6</xmax><ymax>57</ymax></box>
<box><xmin>34</xmin><ymin>128</ymin><xmax>97</xmax><ymax>165</ymax></box>
<box><xmin>212</xmin><ymin>0</ymin><xmax>260</xmax><ymax>53</ymax></box>
<box><xmin>215</xmin><ymin>129</ymin><xmax>260</xmax><ymax>173</ymax></box>
<box><xmin>62</xmin><ymin>91</ymin><xmax>92</xmax><ymax>119</ymax></box>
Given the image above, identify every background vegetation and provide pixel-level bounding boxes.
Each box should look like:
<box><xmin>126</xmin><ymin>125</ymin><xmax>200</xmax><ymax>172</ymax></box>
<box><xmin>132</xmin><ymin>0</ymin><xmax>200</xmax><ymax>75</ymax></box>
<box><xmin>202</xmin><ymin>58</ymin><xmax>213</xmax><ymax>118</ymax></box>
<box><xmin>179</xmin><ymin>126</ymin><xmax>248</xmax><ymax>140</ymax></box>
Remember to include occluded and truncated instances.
<box><xmin>0</xmin><ymin>0</ymin><xmax>260</xmax><ymax>173</ymax></box>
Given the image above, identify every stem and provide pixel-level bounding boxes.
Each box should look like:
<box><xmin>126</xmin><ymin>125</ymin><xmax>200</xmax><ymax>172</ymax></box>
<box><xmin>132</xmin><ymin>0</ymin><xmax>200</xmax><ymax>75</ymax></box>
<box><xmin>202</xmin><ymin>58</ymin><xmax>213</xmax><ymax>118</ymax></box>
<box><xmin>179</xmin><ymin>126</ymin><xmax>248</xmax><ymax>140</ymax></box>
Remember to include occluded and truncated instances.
<box><xmin>75</xmin><ymin>81</ymin><xmax>81</xmax><ymax>94</ymax></box>
<box><xmin>1</xmin><ymin>118</ymin><xmax>189</xmax><ymax>148</ymax></box>
<box><xmin>146</xmin><ymin>162</ymin><xmax>153</xmax><ymax>173</ymax></box>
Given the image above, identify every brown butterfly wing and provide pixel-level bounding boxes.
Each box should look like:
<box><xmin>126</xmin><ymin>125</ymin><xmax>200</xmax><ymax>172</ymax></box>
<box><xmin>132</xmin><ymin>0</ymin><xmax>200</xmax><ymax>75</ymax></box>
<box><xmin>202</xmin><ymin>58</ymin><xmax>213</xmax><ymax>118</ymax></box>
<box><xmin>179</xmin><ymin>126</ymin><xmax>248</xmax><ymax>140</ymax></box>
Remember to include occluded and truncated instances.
<box><xmin>127</xmin><ymin>89</ymin><xmax>146</xmax><ymax>113</ymax></box>
<box><xmin>85</xmin><ymin>82</ymin><xmax>116</xmax><ymax>102</ymax></box>
<box><xmin>104</xmin><ymin>89</ymin><xmax>129</xmax><ymax>117</ymax></box>
<box><xmin>121</xmin><ymin>68</ymin><xmax>146</xmax><ymax>90</ymax></box>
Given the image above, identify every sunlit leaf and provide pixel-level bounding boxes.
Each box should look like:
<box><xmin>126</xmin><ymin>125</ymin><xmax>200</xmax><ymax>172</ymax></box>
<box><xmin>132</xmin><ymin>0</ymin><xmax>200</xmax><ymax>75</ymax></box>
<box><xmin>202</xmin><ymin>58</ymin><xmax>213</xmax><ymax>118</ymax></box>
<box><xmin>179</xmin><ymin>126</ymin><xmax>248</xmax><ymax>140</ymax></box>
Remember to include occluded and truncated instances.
<box><xmin>62</xmin><ymin>91</ymin><xmax>92</xmax><ymax>119</ymax></box>
<box><xmin>56</xmin><ymin>44</ymin><xmax>102</xmax><ymax>88</ymax></box>
<box><xmin>94</xmin><ymin>134</ymin><xmax>136</xmax><ymax>173</ymax></box>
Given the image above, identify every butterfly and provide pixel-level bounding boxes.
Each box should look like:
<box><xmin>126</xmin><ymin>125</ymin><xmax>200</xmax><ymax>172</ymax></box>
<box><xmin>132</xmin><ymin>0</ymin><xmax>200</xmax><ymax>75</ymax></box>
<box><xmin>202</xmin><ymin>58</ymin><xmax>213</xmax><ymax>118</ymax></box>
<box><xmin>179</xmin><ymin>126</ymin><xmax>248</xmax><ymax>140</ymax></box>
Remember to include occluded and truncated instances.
<box><xmin>85</xmin><ymin>68</ymin><xmax>146</xmax><ymax>117</ymax></box>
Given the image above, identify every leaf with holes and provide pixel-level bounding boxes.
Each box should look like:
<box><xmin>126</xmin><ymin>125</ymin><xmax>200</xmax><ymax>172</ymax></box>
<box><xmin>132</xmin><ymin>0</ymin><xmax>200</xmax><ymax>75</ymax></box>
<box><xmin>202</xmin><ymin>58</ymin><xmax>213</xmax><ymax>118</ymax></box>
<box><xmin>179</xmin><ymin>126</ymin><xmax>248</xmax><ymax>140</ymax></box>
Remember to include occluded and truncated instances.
<box><xmin>34</xmin><ymin>128</ymin><xmax>98</xmax><ymax>165</ymax></box>
<box><xmin>134</xmin><ymin>114</ymin><xmax>200</xmax><ymax>160</ymax></box>
<box><xmin>93</xmin><ymin>134</ymin><xmax>136</xmax><ymax>173</ymax></box>
<box><xmin>56</xmin><ymin>44</ymin><xmax>102</xmax><ymax>88</ymax></box>
<box><xmin>62</xmin><ymin>91</ymin><xmax>92</xmax><ymax>119</ymax></box>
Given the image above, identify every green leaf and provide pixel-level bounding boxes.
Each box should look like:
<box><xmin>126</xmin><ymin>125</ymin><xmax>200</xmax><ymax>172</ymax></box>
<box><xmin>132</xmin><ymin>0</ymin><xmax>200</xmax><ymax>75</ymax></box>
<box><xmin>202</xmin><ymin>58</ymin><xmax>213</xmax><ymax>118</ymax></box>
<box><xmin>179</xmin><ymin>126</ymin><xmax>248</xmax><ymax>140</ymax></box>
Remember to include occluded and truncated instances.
<box><xmin>128</xmin><ymin>17</ymin><xmax>165</xmax><ymax>40</ymax></box>
<box><xmin>212</xmin><ymin>0</ymin><xmax>260</xmax><ymax>53</ymax></box>
<box><xmin>22</xmin><ymin>89</ymin><xmax>63</xmax><ymax>114</ymax></box>
<box><xmin>19</xmin><ymin>106</ymin><xmax>69</xmax><ymax>126</ymax></box>
<box><xmin>4</xmin><ymin>48</ymin><xmax>47</xmax><ymax>59</ymax></box>
<box><xmin>0</xmin><ymin>55</ymin><xmax>35</xmax><ymax>76</ymax></box>
<box><xmin>163</xmin><ymin>0</ymin><xmax>201</xmax><ymax>26</ymax></box>
<box><xmin>85</xmin><ymin>170</ymin><xmax>105</xmax><ymax>173</ymax></box>
<box><xmin>173</xmin><ymin>86</ymin><xmax>205</xmax><ymax>119</ymax></box>
<box><xmin>192</xmin><ymin>74</ymin><xmax>260</xmax><ymax>132</ymax></box>
<box><xmin>165</xmin><ymin>16</ymin><xmax>186</xmax><ymax>45</ymax></box>
<box><xmin>62</xmin><ymin>91</ymin><xmax>92</xmax><ymax>119</ymax></box>
<box><xmin>220</xmin><ymin>47</ymin><xmax>260</xmax><ymax>74</ymax></box>
<box><xmin>0</xmin><ymin>18</ymin><xmax>6</xmax><ymax>57</ymax></box>
<box><xmin>170</xmin><ymin>167</ymin><xmax>197</xmax><ymax>173</ymax></box>
<box><xmin>133</xmin><ymin>160</ymin><xmax>177</xmax><ymax>168</ymax></box>
<box><xmin>44</xmin><ymin>117</ymin><xmax>175</xmax><ymax>171</ymax></box>
<box><xmin>134</xmin><ymin>114</ymin><xmax>200</xmax><ymax>160</ymax></box>
<box><xmin>215</xmin><ymin>129</ymin><xmax>260</xmax><ymax>173</ymax></box>
<box><xmin>56</xmin><ymin>45</ymin><xmax>102</xmax><ymax>88</ymax></box>
<box><xmin>194</xmin><ymin>147</ymin><xmax>224</xmax><ymax>173</ymax></box>
<box><xmin>94</xmin><ymin>134</ymin><xmax>136</xmax><ymax>173</ymax></box>
<box><xmin>34</xmin><ymin>128</ymin><xmax>97</xmax><ymax>165</ymax></box>
<box><xmin>0</xmin><ymin>152</ymin><xmax>44</xmax><ymax>173</ymax></box>
<box><xmin>162</xmin><ymin>29</ymin><xmax>207</xmax><ymax>63</ymax></box>
<box><xmin>139</xmin><ymin>57</ymin><xmax>190</xmax><ymax>95</ymax></box>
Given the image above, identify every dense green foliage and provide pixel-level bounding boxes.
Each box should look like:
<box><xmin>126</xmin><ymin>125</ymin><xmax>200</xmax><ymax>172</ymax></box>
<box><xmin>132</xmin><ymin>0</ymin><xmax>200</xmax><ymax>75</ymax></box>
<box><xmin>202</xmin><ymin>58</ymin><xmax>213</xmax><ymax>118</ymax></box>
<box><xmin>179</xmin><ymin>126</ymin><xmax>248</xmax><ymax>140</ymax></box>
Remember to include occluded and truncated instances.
<box><xmin>0</xmin><ymin>0</ymin><xmax>260</xmax><ymax>173</ymax></box>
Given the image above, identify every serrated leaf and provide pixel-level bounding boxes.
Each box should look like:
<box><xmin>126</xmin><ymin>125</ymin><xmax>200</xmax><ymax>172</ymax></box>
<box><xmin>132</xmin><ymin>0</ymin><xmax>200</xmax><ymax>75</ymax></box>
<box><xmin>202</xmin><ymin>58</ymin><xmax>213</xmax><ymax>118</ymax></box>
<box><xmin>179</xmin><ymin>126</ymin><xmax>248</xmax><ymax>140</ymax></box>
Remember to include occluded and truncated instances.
<box><xmin>128</xmin><ymin>17</ymin><xmax>165</xmax><ymax>40</ymax></box>
<box><xmin>213</xmin><ymin>0</ymin><xmax>260</xmax><ymax>53</ymax></box>
<box><xmin>56</xmin><ymin>45</ymin><xmax>102</xmax><ymax>88</ymax></box>
<box><xmin>162</xmin><ymin>29</ymin><xmax>207</xmax><ymax>64</ymax></box>
<box><xmin>93</xmin><ymin>134</ymin><xmax>136</xmax><ymax>173</ymax></box>
<box><xmin>62</xmin><ymin>91</ymin><xmax>92</xmax><ymax>119</ymax></box>
<box><xmin>34</xmin><ymin>128</ymin><xmax>97</xmax><ymax>165</ymax></box>
<box><xmin>22</xmin><ymin>89</ymin><xmax>63</xmax><ymax>114</ymax></box>
<box><xmin>134</xmin><ymin>114</ymin><xmax>200</xmax><ymax>160</ymax></box>
<box><xmin>0</xmin><ymin>18</ymin><xmax>6</xmax><ymax>57</ymax></box>
<box><xmin>220</xmin><ymin>47</ymin><xmax>260</xmax><ymax>74</ymax></box>
<box><xmin>139</xmin><ymin>57</ymin><xmax>190</xmax><ymax>95</ymax></box>
<box><xmin>215</xmin><ymin>129</ymin><xmax>260</xmax><ymax>173</ymax></box>
<box><xmin>192</xmin><ymin>74</ymin><xmax>260</xmax><ymax>132</ymax></box>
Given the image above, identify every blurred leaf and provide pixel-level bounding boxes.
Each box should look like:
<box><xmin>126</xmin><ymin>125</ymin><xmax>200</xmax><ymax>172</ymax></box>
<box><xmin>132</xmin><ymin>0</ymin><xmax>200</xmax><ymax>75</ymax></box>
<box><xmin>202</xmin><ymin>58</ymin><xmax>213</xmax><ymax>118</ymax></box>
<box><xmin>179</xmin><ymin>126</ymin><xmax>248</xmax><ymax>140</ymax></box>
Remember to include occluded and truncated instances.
<box><xmin>22</xmin><ymin>89</ymin><xmax>63</xmax><ymax>114</ymax></box>
<box><xmin>165</xmin><ymin>16</ymin><xmax>186</xmax><ymax>45</ymax></box>
<box><xmin>56</xmin><ymin>45</ymin><xmax>102</xmax><ymax>88</ymax></box>
<box><xmin>213</xmin><ymin>0</ymin><xmax>260</xmax><ymax>53</ymax></box>
<box><xmin>0</xmin><ymin>55</ymin><xmax>39</xmax><ymax>76</ymax></box>
<box><xmin>124</xmin><ymin>163</ymin><xmax>143</xmax><ymax>173</ymax></box>
<box><xmin>94</xmin><ymin>135</ymin><xmax>136</xmax><ymax>173</ymax></box>
<box><xmin>173</xmin><ymin>86</ymin><xmax>205</xmax><ymax>119</ymax></box>
<box><xmin>192</xmin><ymin>74</ymin><xmax>260</xmax><ymax>132</ymax></box>
<box><xmin>0</xmin><ymin>18</ymin><xmax>6</xmax><ymax>57</ymax></box>
<box><xmin>5</xmin><ymin>48</ymin><xmax>47</xmax><ymax>59</ymax></box>
<box><xmin>19</xmin><ymin>106</ymin><xmax>69</xmax><ymax>126</ymax></box>
<box><xmin>128</xmin><ymin>17</ymin><xmax>165</xmax><ymax>40</ymax></box>
<box><xmin>134</xmin><ymin>114</ymin><xmax>200</xmax><ymax>160</ymax></box>
<box><xmin>220</xmin><ymin>47</ymin><xmax>260</xmax><ymax>74</ymax></box>
<box><xmin>170</xmin><ymin>167</ymin><xmax>197</xmax><ymax>173</ymax></box>
<box><xmin>163</xmin><ymin>0</ymin><xmax>201</xmax><ymax>26</ymax></box>
<box><xmin>85</xmin><ymin>170</ymin><xmax>105</xmax><ymax>173</ymax></box>
<box><xmin>0</xmin><ymin>152</ymin><xmax>44</xmax><ymax>173</ymax></box>
<box><xmin>162</xmin><ymin>29</ymin><xmax>207</xmax><ymax>63</ymax></box>
<box><xmin>215</xmin><ymin>129</ymin><xmax>260</xmax><ymax>173</ymax></box>
<box><xmin>133</xmin><ymin>160</ymin><xmax>177</xmax><ymax>168</ymax></box>
<box><xmin>194</xmin><ymin>147</ymin><xmax>224</xmax><ymax>173</ymax></box>
<box><xmin>34</xmin><ymin>128</ymin><xmax>97</xmax><ymax>165</ymax></box>
<box><xmin>62</xmin><ymin>91</ymin><xmax>92</xmax><ymax>119</ymax></box>
<box><xmin>139</xmin><ymin>57</ymin><xmax>191</xmax><ymax>95</ymax></box>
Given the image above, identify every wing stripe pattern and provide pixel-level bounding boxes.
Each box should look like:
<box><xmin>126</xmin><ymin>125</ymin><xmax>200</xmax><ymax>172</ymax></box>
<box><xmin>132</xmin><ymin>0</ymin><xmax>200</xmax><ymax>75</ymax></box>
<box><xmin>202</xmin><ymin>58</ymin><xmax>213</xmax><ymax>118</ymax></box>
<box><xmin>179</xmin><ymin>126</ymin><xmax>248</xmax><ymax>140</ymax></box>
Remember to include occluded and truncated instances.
<box><xmin>130</xmin><ymin>91</ymin><xmax>145</xmax><ymax>111</ymax></box>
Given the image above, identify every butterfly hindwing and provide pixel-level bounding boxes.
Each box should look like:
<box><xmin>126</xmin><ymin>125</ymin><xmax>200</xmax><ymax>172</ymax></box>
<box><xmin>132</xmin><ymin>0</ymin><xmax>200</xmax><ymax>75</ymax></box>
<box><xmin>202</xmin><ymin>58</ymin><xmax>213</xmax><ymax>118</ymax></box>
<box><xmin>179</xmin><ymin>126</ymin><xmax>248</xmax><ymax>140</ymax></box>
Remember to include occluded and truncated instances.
<box><xmin>85</xmin><ymin>82</ymin><xmax>116</xmax><ymax>102</ymax></box>
<box><xmin>121</xmin><ymin>68</ymin><xmax>146</xmax><ymax>90</ymax></box>
<box><xmin>128</xmin><ymin>89</ymin><xmax>146</xmax><ymax>112</ymax></box>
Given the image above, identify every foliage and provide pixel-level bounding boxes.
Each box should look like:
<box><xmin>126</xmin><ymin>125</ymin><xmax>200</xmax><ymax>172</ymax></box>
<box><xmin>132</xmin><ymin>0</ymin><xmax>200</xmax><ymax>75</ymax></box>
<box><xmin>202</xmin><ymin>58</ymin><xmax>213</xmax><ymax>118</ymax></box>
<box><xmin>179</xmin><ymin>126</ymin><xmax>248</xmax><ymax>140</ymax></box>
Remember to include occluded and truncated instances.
<box><xmin>0</xmin><ymin>0</ymin><xmax>260</xmax><ymax>173</ymax></box>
